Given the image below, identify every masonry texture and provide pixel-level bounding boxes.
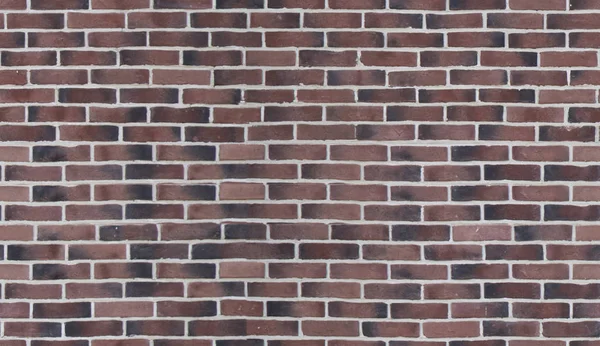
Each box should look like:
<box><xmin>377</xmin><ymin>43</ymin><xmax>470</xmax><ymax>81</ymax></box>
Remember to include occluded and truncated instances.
<box><xmin>3</xmin><ymin>0</ymin><xmax>600</xmax><ymax>344</ymax></box>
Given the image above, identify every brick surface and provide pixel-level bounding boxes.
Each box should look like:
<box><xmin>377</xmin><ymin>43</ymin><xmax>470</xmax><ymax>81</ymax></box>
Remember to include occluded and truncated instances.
<box><xmin>0</xmin><ymin>0</ymin><xmax>598</xmax><ymax>343</ymax></box>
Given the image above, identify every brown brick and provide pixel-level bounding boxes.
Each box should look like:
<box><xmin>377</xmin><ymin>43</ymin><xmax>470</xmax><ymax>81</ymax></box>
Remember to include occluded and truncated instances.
<box><xmin>95</xmin><ymin>302</ymin><xmax>153</xmax><ymax>318</ymax></box>
<box><xmin>452</xmin><ymin>302</ymin><xmax>507</xmax><ymax>318</ymax></box>
<box><xmin>68</xmin><ymin>12</ymin><xmax>125</xmax><ymax>28</ymax></box>
<box><xmin>389</xmin><ymin>33</ymin><xmax>444</xmax><ymax>48</ymax></box>
<box><xmin>365</xmin><ymin>245</ymin><xmax>420</xmax><ymax>261</ymax></box>
<box><xmin>424</xmin><ymin>321</ymin><xmax>480</xmax><ymax>338</ymax></box>
<box><xmin>488</xmin><ymin>12</ymin><xmax>543</xmax><ymax>29</ymax></box>
<box><xmin>29</xmin><ymin>32</ymin><xmax>85</xmax><ymax>48</ymax></box>
<box><xmin>8</xmin><ymin>13</ymin><xmax>64</xmax><ymax>29</ymax></box>
<box><xmin>222</xmin><ymin>299</ymin><xmax>263</xmax><ymax>317</ymax></box>
<box><xmin>429</xmin><ymin>13</ymin><xmax>483</xmax><ymax>28</ymax></box>
<box><xmin>303</xmin><ymin>320</ymin><xmax>359</xmax><ymax>337</ymax></box>
<box><xmin>89</xmin><ymin>32</ymin><xmax>146</xmax><ymax>47</ymax></box>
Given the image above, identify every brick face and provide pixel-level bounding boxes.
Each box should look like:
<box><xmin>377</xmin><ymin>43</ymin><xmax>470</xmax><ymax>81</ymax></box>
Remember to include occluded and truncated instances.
<box><xmin>0</xmin><ymin>0</ymin><xmax>598</xmax><ymax>343</ymax></box>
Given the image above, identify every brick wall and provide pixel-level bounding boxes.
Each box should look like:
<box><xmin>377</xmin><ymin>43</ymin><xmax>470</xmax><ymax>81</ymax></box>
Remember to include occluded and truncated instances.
<box><xmin>1</xmin><ymin>0</ymin><xmax>599</xmax><ymax>344</ymax></box>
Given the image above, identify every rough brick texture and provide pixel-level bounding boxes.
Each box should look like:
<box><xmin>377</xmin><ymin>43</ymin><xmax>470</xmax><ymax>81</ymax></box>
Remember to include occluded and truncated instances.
<box><xmin>1</xmin><ymin>0</ymin><xmax>600</xmax><ymax>344</ymax></box>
